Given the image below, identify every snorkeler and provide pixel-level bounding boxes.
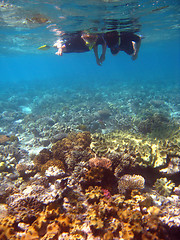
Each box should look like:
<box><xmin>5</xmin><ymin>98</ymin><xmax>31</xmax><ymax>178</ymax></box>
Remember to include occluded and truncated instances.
<box><xmin>53</xmin><ymin>32</ymin><xmax>96</xmax><ymax>55</ymax></box>
<box><xmin>53</xmin><ymin>30</ymin><xmax>141</xmax><ymax>65</ymax></box>
<box><xmin>104</xmin><ymin>31</ymin><xmax>141</xmax><ymax>60</ymax></box>
<box><xmin>53</xmin><ymin>31</ymin><xmax>106</xmax><ymax>65</ymax></box>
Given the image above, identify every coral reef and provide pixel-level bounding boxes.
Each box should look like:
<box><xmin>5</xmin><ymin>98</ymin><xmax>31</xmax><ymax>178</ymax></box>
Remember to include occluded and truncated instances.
<box><xmin>160</xmin><ymin>195</ymin><xmax>180</xmax><ymax>228</ymax></box>
<box><xmin>91</xmin><ymin>130</ymin><xmax>180</xmax><ymax>170</ymax></box>
<box><xmin>0</xmin><ymin>135</ymin><xmax>10</xmax><ymax>144</ymax></box>
<box><xmin>160</xmin><ymin>156</ymin><xmax>180</xmax><ymax>175</ymax></box>
<box><xmin>137</xmin><ymin>112</ymin><xmax>171</xmax><ymax>137</ymax></box>
<box><xmin>89</xmin><ymin>157</ymin><xmax>112</xmax><ymax>169</ymax></box>
<box><xmin>0</xmin><ymin>130</ymin><xmax>179</xmax><ymax>239</ymax></box>
<box><xmin>153</xmin><ymin>177</ymin><xmax>175</xmax><ymax>197</ymax></box>
<box><xmin>118</xmin><ymin>174</ymin><xmax>145</xmax><ymax>194</ymax></box>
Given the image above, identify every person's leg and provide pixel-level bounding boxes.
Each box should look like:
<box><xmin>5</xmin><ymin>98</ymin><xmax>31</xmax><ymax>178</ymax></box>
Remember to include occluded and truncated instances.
<box><xmin>131</xmin><ymin>37</ymin><xmax>141</xmax><ymax>60</ymax></box>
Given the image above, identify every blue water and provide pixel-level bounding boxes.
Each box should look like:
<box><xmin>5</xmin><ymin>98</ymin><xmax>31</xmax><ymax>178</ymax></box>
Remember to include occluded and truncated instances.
<box><xmin>0</xmin><ymin>0</ymin><xmax>180</xmax><ymax>134</ymax></box>
<box><xmin>1</xmin><ymin>39</ymin><xmax>179</xmax><ymax>89</ymax></box>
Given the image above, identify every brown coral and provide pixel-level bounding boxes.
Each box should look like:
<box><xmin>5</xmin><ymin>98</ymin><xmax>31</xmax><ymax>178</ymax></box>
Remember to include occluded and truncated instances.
<box><xmin>0</xmin><ymin>135</ymin><xmax>10</xmax><ymax>144</ymax></box>
<box><xmin>34</xmin><ymin>149</ymin><xmax>53</xmax><ymax>167</ymax></box>
<box><xmin>51</xmin><ymin>131</ymin><xmax>92</xmax><ymax>171</ymax></box>
<box><xmin>85</xmin><ymin>186</ymin><xmax>104</xmax><ymax>203</ymax></box>
<box><xmin>41</xmin><ymin>159</ymin><xmax>65</xmax><ymax>174</ymax></box>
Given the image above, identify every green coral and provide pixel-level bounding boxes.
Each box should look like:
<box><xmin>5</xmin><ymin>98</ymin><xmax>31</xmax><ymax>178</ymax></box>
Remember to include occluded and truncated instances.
<box><xmin>153</xmin><ymin>177</ymin><xmax>175</xmax><ymax>197</ymax></box>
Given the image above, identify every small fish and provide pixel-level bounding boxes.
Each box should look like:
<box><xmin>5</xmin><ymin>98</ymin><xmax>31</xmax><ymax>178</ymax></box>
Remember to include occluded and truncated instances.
<box><xmin>38</xmin><ymin>45</ymin><xmax>50</xmax><ymax>50</ymax></box>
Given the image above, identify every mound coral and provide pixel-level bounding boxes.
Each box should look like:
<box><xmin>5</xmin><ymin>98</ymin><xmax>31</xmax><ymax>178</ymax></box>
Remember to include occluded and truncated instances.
<box><xmin>82</xmin><ymin>167</ymin><xmax>117</xmax><ymax>193</ymax></box>
<box><xmin>118</xmin><ymin>174</ymin><xmax>145</xmax><ymax>194</ymax></box>
<box><xmin>89</xmin><ymin>157</ymin><xmax>112</xmax><ymax>169</ymax></box>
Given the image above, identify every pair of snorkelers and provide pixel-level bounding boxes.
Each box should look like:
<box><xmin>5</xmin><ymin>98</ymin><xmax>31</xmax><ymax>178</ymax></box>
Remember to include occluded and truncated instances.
<box><xmin>53</xmin><ymin>31</ymin><xmax>141</xmax><ymax>66</ymax></box>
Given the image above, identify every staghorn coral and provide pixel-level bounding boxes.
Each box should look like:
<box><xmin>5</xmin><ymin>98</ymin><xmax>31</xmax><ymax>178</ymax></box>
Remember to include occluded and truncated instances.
<box><xmin>89</xmin><ymin>157</ymin><xmax>112</xmax><ymax>169</ymax></box>
<box><xmin>118</xmin><ymin>174</ymin><xmax>145</xmax><ymax>194</ymax></box>
<box><xmin>153</xmin><ymin>177</ymin><xmax>175</xmax><ymax>197</ymax></box>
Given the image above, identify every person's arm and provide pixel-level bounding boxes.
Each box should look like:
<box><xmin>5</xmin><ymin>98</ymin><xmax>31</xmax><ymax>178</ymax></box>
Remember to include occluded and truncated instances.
<box><xmin>53</xmin><ymin>39</ymin><xmax>65</xmax><ymax>56</ymax></box>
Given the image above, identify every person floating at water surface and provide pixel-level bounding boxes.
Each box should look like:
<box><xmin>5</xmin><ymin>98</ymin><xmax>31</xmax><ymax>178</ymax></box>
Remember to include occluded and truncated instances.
<box><xmin>53</xmin><ymin>31</ymin><xmax>106</xmax><ymax>66</ymax></box>
<box><xmin>104</xmin><ymin>31</ymin><xmax>141</xmax><ymax>61</ymax></box>
<box><xmin>53</xmin><ymin>30</ymin><xmax>141</xmax><ymax>65</ymax></box>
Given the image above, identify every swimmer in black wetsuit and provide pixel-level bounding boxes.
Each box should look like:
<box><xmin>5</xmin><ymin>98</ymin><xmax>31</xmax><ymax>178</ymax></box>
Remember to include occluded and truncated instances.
<box><xmin>53</xmin><ymin>32</ymin><xmax>106</xmax><ymax>65</ymax></box>
<box><xmin>104</xmin><ymin>31</ymin><xmax>141</xmax><ymax>60</ymax></box>
<box><xmin>53</xmin><ymin>30</ymin><xmax>141</xmax><ymax>65</ymax></box>
<box><xmin>53</xmin><ymin>32</ymin><xmax>90</xmax><ymax>55</ymax></box>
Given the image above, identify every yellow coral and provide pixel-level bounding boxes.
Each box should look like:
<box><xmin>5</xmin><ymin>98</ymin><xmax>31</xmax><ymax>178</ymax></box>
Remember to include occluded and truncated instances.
<box><xmin>0</xmin><ymin>216</ymin><xmax>16</xmax><ymax>240</ymax></box>
<box><xmin>85</xmin><ymin>186</ymin><xmax>104</xmax><ymax>203</ymax></box>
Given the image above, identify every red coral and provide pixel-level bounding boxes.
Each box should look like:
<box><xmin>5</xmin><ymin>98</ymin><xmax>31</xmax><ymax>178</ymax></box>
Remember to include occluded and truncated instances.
<box><xmin>89</xmin><ymin>157</ymin><xmax>112</xmax><ymax>169</ymax></box>
<box><xmin>102</xmin><ymin>189</ymin><xmax>111</xmax><ymax>199</ymax></box>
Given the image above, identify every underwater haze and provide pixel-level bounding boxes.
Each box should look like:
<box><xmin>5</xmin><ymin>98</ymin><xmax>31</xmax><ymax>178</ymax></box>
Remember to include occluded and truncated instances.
<box><xmin>0</xmin><ymin>0</ymin><xmax>180</xmax><ymax>240</ymax></box>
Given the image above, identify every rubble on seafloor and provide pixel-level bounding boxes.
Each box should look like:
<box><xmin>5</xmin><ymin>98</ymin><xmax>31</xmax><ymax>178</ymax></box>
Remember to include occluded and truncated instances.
<box><xmin>0</xmin><ymin>131</ymin><xmax>180</xmax><ymax>239</ymax></box>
